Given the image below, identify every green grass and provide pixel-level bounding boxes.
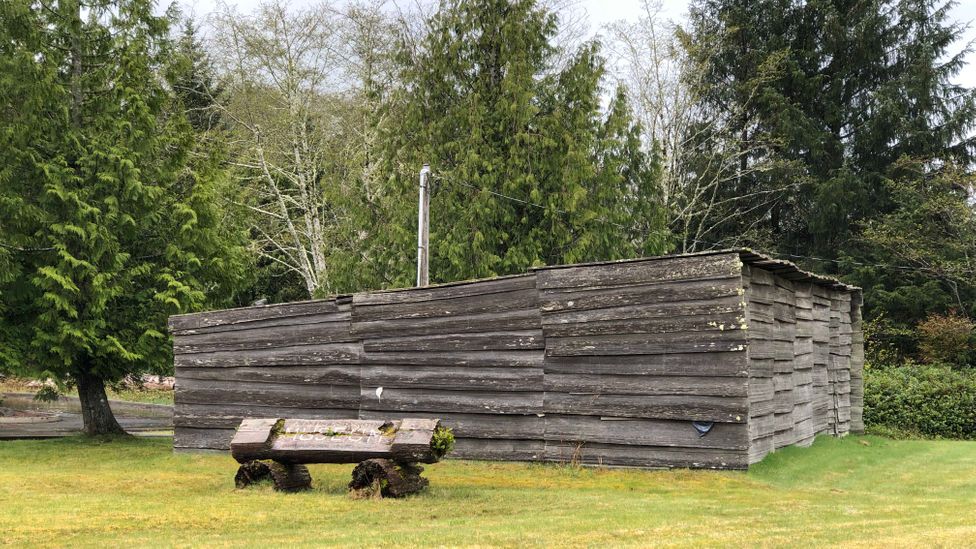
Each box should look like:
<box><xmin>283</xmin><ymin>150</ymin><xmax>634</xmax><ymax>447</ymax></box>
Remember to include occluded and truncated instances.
<box><xmin>1</xmin><ymin>436</ymin><xmax>973</xmax><ymax>548</ymax></box>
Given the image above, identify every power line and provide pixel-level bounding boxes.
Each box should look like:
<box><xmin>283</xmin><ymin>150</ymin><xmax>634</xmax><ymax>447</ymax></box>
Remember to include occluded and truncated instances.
<box><xmin>437</xmin><ymin>175</ymin><xmax>944</xmax><ymax>276</ymax></box>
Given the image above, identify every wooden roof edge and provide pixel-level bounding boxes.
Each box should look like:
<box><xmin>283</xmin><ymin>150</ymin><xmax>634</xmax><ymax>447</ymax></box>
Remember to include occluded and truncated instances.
<box><xmin>171</xmin><ymin>249</ymin><xmax>859</xmax><ymax>321</ymax></box>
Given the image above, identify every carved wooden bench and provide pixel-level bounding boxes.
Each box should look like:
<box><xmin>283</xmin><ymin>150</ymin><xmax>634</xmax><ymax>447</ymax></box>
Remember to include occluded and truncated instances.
<box><xmin>230</xmin><ymin>418</ymin><xmax>452</xmax><ymax>497</ymax></box>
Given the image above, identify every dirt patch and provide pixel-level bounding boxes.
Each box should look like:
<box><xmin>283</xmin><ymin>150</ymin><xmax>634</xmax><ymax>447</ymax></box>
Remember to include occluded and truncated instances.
<box><xmin>0</xmin><ymin>407</ymin><xmax>61</xmax><ymax>424</ymax></box>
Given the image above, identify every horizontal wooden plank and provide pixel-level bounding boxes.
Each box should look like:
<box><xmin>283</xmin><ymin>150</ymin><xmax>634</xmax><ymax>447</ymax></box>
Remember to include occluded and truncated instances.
<box><xmin>174</xmin><ymin>343</ymin><xmax>362</xmax><ymax>368</ymax></box>
<box><xmin>543</xmin><ymin>441</ymin><xmax>748</xmax><ymax>469</ymax></box>
<box><xmin>173</xmin><ymin>321</ymin><xmax>355</xmax><ymax>355</ymax></box>
<box><xmin>537</xmin><ymin>253</ymin><xmax>742</xmax><ymax>290</ymax></box>
<box><xmin>177</xmin><ymin>365</ymin><xmax>361</xmax><ymax>386</ymax></box>
<box><xmin>360</xmin><ymin>350</ymin><xmax>543</xmax><ymax>368</ymax></box>
<box><xmin>352</xmin><ymin>288</ymin><xmax>539</xmax><ymax>322</ymax></box>
<box><xmin>174</xmin><ymin>403</ymin><xmax>358</xmax><ymax>429</ymax></box>
<box><xmin>450</xmin><ymin>438</ymin><xmax>544</xmax><ymax>461</ymax></box>
<box><xmin>363</xmin><ymin>331</ymin><xmax>544</xmax><ymax>352</ymax></box>
<box><xmin>544</xmin><ymin>415</ymin><xmax>748</xmax><ymax>450</ymax></box>
<box><xmin>360</xmin><ymin>387</ymin><xmax>543</xmax><ymax>415</ymax></box>
<box><xmin>353</xmin><ymin>275</ymin><xmax>536</xmax><ymax>306</ymax></box>
<box><xmin>542</xmin><ymin>309</ymin><xmax>745</xmax><ymax>338</ymax></box>
<box><xmin>540</xmin><ymin>278</ymin><xmax>743</xmax><ymax>315</ymax></box>
<box><xmin>358</xmin><ymin>410</ymin><xmax>544</xmax><ymax>439</ymax></box>
<box><xmin>360</xmin><ymin>365</ymin><xmax>543</xmax><ymax>392</ymax></box>
<box><xmin>541</xmin><ymin>294</ymin><xmax>744</xmax><ymax>326</ymax></box>
<box><xmin>544</xmin><ymin>393</ymin><xmax>747</xmax><ymax>423</ymax></box>
<box><xmin>542</xmin><ymin>352</ymin><xmax>748</xmax><ymax>377</ymax></box>
<box><xmin>174</xmin><ymin>427</ymin><xmax>236</xmax><ymax>450</ymax></box>
<box><xmin>546</xmin><ymin>330</ymin><xmax>746</xmax><ymax>356</ymax></box>
<box><xmin>544</xmin><ymin>374</ymin><xmax>747</xmax><ymax>397</ymax></box>
<box><xmin>351</xmin><ymin>309</ymin><xmax>541</xmax><ymax>339</ymax></box>
<box><xmin>169</xmin><ymin>299</ymin><xmax>338</xmax><ymax>332</ymax></box>
<box><xmin>176</xmin><ymin>379</ymin><xmax>360</xmax><ymax>409</ymax></box>
<box><xmin>170</xmin><ymin>311</ymin><xmax>349</xmax><ymax>337</ymax></box>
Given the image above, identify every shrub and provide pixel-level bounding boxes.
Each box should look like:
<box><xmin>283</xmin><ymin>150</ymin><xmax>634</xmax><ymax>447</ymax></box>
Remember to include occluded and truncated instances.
<box><xmin>916</xmin><ymin>312</ymin><xmax>974</xmax><ymax>367</ymax></box>
<box><xmin>864</xmin><ymin>364</ymin><xmax>976</xmax><ymax>439</ymax></box>
<box><xmin>431</xmin><ymin>426</ymin><xmax>455</xmax><ymax>459</ymax></box>
<box><xmin>863</xmin><ymin>315</ymin><xmax>916</xmax><ymax>367</ymax></box>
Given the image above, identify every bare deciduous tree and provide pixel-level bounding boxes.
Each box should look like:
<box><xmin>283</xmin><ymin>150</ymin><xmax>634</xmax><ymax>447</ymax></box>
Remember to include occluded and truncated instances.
<box><xmin>607</xmin><ymin>0</ymin><xmax>795</xmax><ymax>252</ymax></box>
<box><xmin>208</xmin><ymin>0</ymin><xmax>399</xmax><ymax>297</ymax></box>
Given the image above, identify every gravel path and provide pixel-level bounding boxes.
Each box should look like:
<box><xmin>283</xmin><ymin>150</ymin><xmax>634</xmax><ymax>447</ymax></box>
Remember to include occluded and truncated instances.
<box><xmin>0</xmin><ymin>393</ymin><xmax>173</xmax><ymax>439</ymax></box>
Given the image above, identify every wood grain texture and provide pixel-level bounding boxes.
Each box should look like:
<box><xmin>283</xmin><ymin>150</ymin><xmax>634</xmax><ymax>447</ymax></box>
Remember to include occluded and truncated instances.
<box><xmin>169</xmin><ymin>300</ymin><xmax>338</xmax><ymax>332</ymax></box>
<box><xmin>544</xmin><ymin>414</ymin><xmax>748</xmax><ymax>450</ymax></box>
<box><xmin>543</xmin><ymin>441</ymin><xmax>749</xmax><ymax>470</ymax></box>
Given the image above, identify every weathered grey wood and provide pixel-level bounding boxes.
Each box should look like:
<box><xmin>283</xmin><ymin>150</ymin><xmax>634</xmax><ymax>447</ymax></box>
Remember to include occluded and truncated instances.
<box><xmin>169</xmin><ymin>299</ymin><xmax>338</xmax><ymax>332</ymax></box>
<box><xmin>352</xmin><ymin>288</ymin><xmax>539</xmax><ymax>322</ymax></box>
<box><xmin>170</xmin><ymin>249</ymin><xmax>862</xmax><ymax>470</ymax></box>
<box><xmin>360</xmin><ymin>365</ymin><xmax>543</xmax><ymax>392</ymax></box>
<box><xmin>541</xmin><ymin>309</ymin><xmax>746</xmax><ymax>338</ymax></box>
<box><xmin>172</xmin><ymin>313</ymin><xmax>349</xmax><ymax>337</ymax></box>
<box><xmin>230</xmin><ymin>418</ymin><xmax>445</xmax><ymax>464</ymax></box>
<box><xmin>544</xmin><ymin>415</ymin><xmax>748</xmax><ymax>450</ymax></box>
<box><xmin>543</xmin><ymin>441</ymin><xmax>748</xmax><ymax>470</ymax></box>
<box><xmin>175</xmin><ymin>343</ymin><xmax>362</xmax><ymax>368</ymax></box>
<box><xmin>544</xmin><ymin>374</ymin><xmax>748</xmax><ymax>397</ymax></box>
<box><xmin>360</xmin><ymin>387</ymin><xmax>543</xmax><ymax>415</ymax></box>
<box><xmin>546</xmin><ymin>330</ymin><xmax>746</xmax><ymax>356</ymax></box>
<box><xmin>544</xmin><ymin>393</ymin><xmax>747</xmax><ymax>422</ymax></box>
<box><xmin>540</xmin><ymin>294</ymin><xmax>744</xmax><ymax>326</ymax></box>
<box><xmin>175</xmin><ymin>403</ymin><xmax>357</xmax><ymax>429</ymax></box>
<box><xmin>360</xmin><ymin>350</ymin><xmax>542</xmax><ymax>368</ymax></box>
<box><xmin>363</xmin><ymin>331</ymin><xmax>544</xmax><ymax>352</ymax></box>
<box><xmin>352</xmin><ymin>309</ymin><xmax>541</xmax><ymax>339</ymax></box>
<box><xmin>357</xmin><ymin>410</ymin><xmax>544</xmax><ymax>439</ymax></box>
<box><xmin>536</xmin><ymin>253</ymin><xmax>742</xmax><ymax>290</ymax></box>
<box><xmin>175</xmin><ymin>405</ymin><xmax>354</xmax><ymax>427</ymax></box>
<box><xmin>177</xmin><ymin>365</ymin><xmax>361</xmax><ymax>386</ymax></box>
<box><xmin>353</xmin><ymin>274</ymin><xmax>536</xmax><ymax>306</ymax></box>
<box><xmin>176</xmin><ymin>379</ymin><xmax>360</xmax><ymax>409</ymax></box>
<box><xmin>539</xmin><ymin>279</ymin><xmax>743</xmax><ymax>314</ymax></box>
<box><xmin>450</xmin><ymin>438</ymin><xmax>544</xmax><ymax>461</ymax></box>
<box><xmin>173</xmin><ymin>321</ymin><xmax>355</xmax><ymax>355</ymax></box>
<box><xmin>542</xmin><ymin>352</ymin><xmax>748</xmax><ymax>377</ymax></box>
<box><xmin>174</xmin><ymin>426</ymin><xmax>236</xmax><ymax>450</ymax></box>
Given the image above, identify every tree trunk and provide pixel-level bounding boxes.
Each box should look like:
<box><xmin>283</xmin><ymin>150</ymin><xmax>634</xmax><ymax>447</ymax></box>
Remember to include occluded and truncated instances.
<box><xmin>75</xmin><ymin>369</ymin><xmax>126</xmax><ymax>436</ymax></box>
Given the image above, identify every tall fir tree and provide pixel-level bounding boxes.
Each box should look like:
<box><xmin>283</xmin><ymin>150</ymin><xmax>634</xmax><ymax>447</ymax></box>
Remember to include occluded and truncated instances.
<box><xmin>0</xmin><ymin>0</ymin><xmax>247</xmax><ymax>434</ymax></box>
<box><xmin>370</xmin><ymin>0</ymin><xmax>666</xmax><ymax>286</ymax></box>
<box><xmin>686</xmin><ymin>0</ymin><xmax>975</xmax><ymax>253</ymax></box>
<box><xmin>685</xmin><ymin>0</ymin><xmax>976</xmax><ymax>339</ymax></box>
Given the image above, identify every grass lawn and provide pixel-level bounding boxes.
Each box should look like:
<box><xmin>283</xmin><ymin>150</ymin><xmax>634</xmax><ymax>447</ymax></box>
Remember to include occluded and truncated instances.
<box><xmin>1</xmin><ymin>435</ymin><xmax>973</xmax><ymax>548</ymax></box>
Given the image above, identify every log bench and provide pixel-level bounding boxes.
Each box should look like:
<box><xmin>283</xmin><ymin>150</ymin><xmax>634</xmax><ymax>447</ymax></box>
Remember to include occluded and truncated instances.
<box><xmin>230</xmin><ymin>417</ymin><xmax>451</xmax><ymax>497</ymax></box>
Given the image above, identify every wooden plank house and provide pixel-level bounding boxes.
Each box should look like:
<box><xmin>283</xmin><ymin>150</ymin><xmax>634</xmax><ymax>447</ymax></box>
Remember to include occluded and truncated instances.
<box><xmin>169</xmin><ymin>249</ymin><xmax>863</xmax><ymax>469</ymax></box>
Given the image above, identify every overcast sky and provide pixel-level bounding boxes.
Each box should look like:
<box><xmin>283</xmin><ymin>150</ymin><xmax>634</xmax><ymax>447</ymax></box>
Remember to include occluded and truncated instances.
<box><xmin>178</xmin><ymin>0</ymin><xmax>976</xmax><ymax>88</ymax></box>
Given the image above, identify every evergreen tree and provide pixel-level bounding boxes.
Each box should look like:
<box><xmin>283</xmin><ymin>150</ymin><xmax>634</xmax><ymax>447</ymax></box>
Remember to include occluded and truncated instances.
<box><xmin>372</xmin><ymin>0</ymin><xmax>666</xmax><ymax>285</ymax></box>
<box><xmin>0</xmin><ymin>0</ymin><xmax>247</xmax><ymax>434</ymax></box>
<box><xmin>685</xmin><ymin>0</ymin><xmax>975</xmax><ymax>256</ymax></box>
<box><xmin>685</xmin><ymin>0</ymin><xmax>976</xmax><ymax>347</ymax></box>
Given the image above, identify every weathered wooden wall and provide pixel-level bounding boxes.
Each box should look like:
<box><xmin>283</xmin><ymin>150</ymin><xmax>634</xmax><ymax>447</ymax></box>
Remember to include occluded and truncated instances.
<box><xmin>743</xmin><ymin>265</ymin><xmax>863</xmax><ymax>464</ymax></box>
<box><xmin>170</xmin><ymin>298</ymin><xmax>361</xmax><ymax>450</ymax></box>
<box><xmin>170</xmin><ymin>251</ymin><xmax>863</xmax><ymax>468</ymax></box>
<box><xmin>537</xmin><ymin>254</ymin><xmax>750</xmax><ymax>468</ymax></box>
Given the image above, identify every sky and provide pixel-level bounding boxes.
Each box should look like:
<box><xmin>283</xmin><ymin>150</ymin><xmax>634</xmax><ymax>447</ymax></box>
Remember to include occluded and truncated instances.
<box><xmin>178</xmin><ymin>0</ymin><xmax>976</xmax><ymax>89</ymax></box>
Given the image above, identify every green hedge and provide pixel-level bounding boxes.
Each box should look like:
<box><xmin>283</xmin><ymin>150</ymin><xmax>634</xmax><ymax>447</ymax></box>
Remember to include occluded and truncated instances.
<box><xmin>864</xmin><ymin>365</ymin><xmax>976</xmax><ymax>439</ymax></box>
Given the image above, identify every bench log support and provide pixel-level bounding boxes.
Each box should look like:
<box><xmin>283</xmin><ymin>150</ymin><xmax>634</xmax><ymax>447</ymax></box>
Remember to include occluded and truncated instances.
<box><xmin>230</xmin><ymin>418</ymin><xmax>449</xmax><ymax>497</ymax></box>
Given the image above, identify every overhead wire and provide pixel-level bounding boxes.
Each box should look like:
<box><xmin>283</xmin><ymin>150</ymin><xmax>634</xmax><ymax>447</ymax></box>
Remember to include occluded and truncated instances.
<box><xmin>435</xmin><ymin>174</ymin><xmax>940</xmax><ymax>275</ymax></box>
